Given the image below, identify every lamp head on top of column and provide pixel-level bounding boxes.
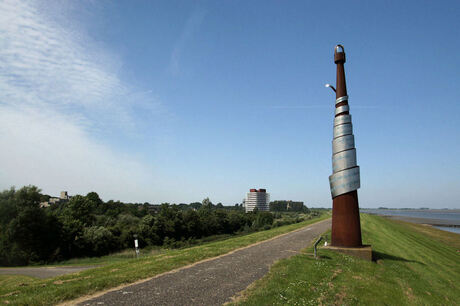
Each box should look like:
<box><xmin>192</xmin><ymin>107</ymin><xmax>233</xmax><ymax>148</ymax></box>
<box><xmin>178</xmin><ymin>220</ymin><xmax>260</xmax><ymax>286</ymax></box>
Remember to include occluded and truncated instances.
<box><xmin>334</xmin><ymin>44</ymin><xmax>346</xmax><ymax>64</ymax></box>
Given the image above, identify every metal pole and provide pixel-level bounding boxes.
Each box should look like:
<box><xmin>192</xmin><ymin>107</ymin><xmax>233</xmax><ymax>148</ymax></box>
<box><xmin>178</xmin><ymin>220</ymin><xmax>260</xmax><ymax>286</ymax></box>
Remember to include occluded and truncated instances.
<box><xmin>313</xmin><ymin>236</ymin><xmax>323</xmax><ymax>258</ymax></box>
<box><xmin>329</xmin><ymin>45</ymin><xmax>363</xmax><ymax>247</ymax></box>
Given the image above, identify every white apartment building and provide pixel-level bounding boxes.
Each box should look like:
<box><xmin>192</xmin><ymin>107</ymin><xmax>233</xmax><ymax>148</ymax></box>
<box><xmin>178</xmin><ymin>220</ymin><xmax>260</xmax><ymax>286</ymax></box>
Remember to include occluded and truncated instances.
<box><xmin>245</xmin><ymin>188</ymin><xmax>270</xmax><ymax>212</ymax></box>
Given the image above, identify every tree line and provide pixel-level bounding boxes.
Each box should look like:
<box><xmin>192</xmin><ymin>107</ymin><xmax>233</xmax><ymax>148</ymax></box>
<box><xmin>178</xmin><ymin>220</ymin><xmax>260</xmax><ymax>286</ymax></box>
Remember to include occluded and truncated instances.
<box><xmin>0</xmin><ymin>186</ymin><xmax>312</xmax><ymax>266</ymax></box>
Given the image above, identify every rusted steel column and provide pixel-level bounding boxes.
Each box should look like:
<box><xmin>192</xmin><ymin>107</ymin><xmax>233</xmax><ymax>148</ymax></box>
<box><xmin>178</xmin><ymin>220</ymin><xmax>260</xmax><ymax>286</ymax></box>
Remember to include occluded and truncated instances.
<box><xmin>329</xmin><ymin>45</ymin><xmax>363</xmax><ymax>247</ymax></box>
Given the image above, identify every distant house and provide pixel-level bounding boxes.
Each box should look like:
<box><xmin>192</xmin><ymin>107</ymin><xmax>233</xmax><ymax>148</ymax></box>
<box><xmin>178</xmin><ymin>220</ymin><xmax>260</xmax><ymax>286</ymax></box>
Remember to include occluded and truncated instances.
<box><xmin>270</xmin><ymin>200</ymin><xmax>306</xmax><ymax>212</ymax></box>
<box><xmin>40</xmin><ymin>191</ymin><xmax>71</xmax><ymax>208</ymax></box>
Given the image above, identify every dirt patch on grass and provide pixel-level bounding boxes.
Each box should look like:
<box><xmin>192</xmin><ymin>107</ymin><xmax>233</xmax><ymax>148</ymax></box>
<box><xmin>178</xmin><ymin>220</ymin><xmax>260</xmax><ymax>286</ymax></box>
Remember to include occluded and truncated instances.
<box><xmin>335</xmin><ymin>289</ymin><xmax>347</xmax><ymax>305</ymax></box>
<box><xmin>0</xmin><ymin>291</ymin><xmax>19</xmax><ymax>298</ymax></box>
<box><xmin>405</xmin><ymin>287</ymin><xmax>415</xmax><ymax>301</ymax></box>
<box><xmin>331</xmin><ymin>269</ymin><xmax>342</xmax><ymax>280</ymax></box>
<box><xmin>316</xmin><ymin>269</ymin><xmax>345</xmax><ymax>305</ymax></box>
<box><xmin>53</xmin><ymin>276</ymin><xmax>91</xmax><ymax>285</ymax></box>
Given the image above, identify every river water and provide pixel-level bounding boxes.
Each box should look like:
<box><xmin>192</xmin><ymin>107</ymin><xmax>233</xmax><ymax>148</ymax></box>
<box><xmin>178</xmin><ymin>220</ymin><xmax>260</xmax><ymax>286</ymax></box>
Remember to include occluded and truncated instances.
<box><xmin>361</xmin><ymin>209</ymin><xmax>460</xmax><ymax>234</ymax></box>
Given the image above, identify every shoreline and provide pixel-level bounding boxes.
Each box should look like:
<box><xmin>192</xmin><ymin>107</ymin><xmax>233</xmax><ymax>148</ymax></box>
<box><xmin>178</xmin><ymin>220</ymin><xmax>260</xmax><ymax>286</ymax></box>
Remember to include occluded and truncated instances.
<box><xmin>363</xmin><ymin>213</ymin><xmax>460</xmax><ymax>228</ymax></box>
<box><xmin>362</xmin><ymin>208</ymin><xmax>460</xmax><ymax>213</ymax></box>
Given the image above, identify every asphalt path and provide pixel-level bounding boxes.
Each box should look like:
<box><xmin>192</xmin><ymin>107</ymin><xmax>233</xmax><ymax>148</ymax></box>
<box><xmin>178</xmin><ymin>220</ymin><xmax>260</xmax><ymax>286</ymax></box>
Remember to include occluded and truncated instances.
<box><xmin>0</xmin><ymin>266</ymin><xmax>98</xmax><ymax>279</ymax></box>
<box><xmin>78</xmin><ymin>218</ymin><xmax>331</xmax><ymax>306</ymax></box>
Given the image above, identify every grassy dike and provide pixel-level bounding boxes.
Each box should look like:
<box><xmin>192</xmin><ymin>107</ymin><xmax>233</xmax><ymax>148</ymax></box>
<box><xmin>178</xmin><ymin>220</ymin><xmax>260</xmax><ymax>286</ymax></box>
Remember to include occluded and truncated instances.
<box><xmin>232</xmin><ymin>214</ymin><xmax>460</xmax><ymax>305</ymax></box>
<box><xmin>0</xmin><ymin>212</ymin><xmax>330</xmax><ymax>305</ymax></box>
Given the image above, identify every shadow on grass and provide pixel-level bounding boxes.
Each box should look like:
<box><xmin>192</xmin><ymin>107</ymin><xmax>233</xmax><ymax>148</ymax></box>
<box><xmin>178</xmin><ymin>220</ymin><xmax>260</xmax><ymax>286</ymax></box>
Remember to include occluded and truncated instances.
<box><xmin>299</xmin><ymin>253</ymin><xmax>332</xmax><ymax>261</ymax></box>
<box><xmin>373</xmin><ymin>251</ymin><xmax>425</xmax><ymax>265</ymax></box>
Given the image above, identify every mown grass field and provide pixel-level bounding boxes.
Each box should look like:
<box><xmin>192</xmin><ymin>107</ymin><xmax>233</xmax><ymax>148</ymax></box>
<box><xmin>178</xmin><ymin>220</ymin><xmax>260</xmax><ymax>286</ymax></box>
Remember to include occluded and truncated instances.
<box><xmin>0</xmin><ymin>212</ymin><xmax>330</xmax><ymax>305</ymax></box>
<box><xmin>232</xmin><ymin>214</ymin><xmax>460</xmax><ymax>305</ymax></box>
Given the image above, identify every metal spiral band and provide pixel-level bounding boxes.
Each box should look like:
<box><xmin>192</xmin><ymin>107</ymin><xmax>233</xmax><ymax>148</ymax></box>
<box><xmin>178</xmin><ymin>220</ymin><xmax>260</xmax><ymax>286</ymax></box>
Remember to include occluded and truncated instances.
<box><xmin>330</xmin><ymin>96</ymin><xmax>360</xmax><ymax>198</ymax></box>
<box><xmin>335</xmin><ymin>105</ymin><xmax>349</xmax><ymax>115</ymax></box>
<box><xmin>329</xmin><ymin>166</ymin><xmax>360</xmax><ymax>198</ymax></box>
<box><xmin>333</xmin><ymin>122</ymin><xmax>353</xmax><ymax>138</ymax></box>
<box><xmin>334</xmin><ymin>114</ymin><xmax>352</xmax><ymax>126</ymax></box>
<box><xmin>332</xmin><ymin>134</ymin><xmax>355</xmax><ymax>154</ymax></box>
<box><xmin>335</xmin><ymin>95</ymin><xmax>348</xmax><ymax>104</ymax></box>
<box><xmin>332</xmin><ymin>148</ymin><xmax>357</xmax><ymax>172</ymax></box>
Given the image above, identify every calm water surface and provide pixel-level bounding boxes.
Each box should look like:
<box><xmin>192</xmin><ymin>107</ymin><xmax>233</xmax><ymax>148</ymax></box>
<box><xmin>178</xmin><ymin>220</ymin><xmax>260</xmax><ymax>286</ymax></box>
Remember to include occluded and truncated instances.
<box><xmin>362</xmin><ymin>209</ymin><xmax>460</xmax><ymax>221</ymax></box>
<box><xmin>433</xmin><ymin>226</ymin><xmax>460</xmax><ymax>234</ymax></box>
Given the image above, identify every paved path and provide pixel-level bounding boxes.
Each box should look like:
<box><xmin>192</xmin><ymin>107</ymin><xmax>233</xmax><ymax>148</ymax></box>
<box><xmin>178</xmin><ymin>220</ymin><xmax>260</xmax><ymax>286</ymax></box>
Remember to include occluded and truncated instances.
<box><xmin>0</xmin><ymin>266</ymin><xmax>98</xmax><ymax>279</ymax></box>
<box><xmin>79</xmin><ymin>218</ymin><xmax>331</xmax><ymax>306</ymax></box>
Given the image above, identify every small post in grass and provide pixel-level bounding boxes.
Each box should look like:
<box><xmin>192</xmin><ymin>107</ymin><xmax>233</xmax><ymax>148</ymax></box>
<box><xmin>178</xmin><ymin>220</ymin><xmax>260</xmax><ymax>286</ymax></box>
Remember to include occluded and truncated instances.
<box><xmin>314</xmin><ymin>236</ymin><xmax>324</xmax><ymax>259</ymax></box>
<box><xmin>133</xmin><ymin>234</ymin><xmax>140</xmax><ymax>258</ymax></box>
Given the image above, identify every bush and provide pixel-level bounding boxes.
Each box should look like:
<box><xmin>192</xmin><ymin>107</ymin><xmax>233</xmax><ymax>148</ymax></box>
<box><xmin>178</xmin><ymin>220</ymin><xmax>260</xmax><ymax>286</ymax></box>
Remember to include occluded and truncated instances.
<box><xmin>253</xmin><ymin>212</ymin><xmax>274</xmax><ymax>229</ymax></box>
<box><xmin>81</xmin><ymin>226</ymin><xmax>116</xmax><ymax>257</ymax></box>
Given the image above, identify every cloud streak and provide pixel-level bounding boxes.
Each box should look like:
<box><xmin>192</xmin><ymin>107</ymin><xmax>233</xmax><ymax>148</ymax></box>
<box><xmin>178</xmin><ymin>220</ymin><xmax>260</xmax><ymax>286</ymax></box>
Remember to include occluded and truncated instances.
<box><xmin>170</xmin><ymin>8</ymin><xmax>206</xmax><ymax>75</ymax></box>
<box><xmin>0</xmin><ymin>105</ymin><xmax>151</xmax><ymax>200</ymax></box>
<box><xmin>0</xmin><ymin>0</ymin><xmax>123</xmax><ymax>111</ymax></box>
<box><xmin>0</xmin><ymin>0</ymin><xmax>159</xmax><ymax>201</ymax></box>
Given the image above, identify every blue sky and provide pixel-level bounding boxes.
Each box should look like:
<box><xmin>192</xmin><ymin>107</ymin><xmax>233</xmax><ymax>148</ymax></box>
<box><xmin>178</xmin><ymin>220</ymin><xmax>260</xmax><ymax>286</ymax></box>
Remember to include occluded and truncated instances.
<box><xmin>1</xmin><ymin>0</ymin><xmax>459</xmax><ymax>208</ymax></box>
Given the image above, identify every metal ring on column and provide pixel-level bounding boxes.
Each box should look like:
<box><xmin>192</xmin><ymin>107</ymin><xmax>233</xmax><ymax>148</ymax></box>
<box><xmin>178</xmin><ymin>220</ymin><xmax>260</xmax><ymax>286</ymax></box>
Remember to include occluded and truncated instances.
<box><xmin>335</xmin><ymin>105</ymin><xmax>349</xmax><ymax>115</ymax></box>
<box><xmin>333</xmin><ymin>134</ymin><xmax>355</xmax><ymax>154</ymax></box>
<box><xmin>334</xmin><ymin>114</ymin><xmax>352</xmax><ymax>126</ymax></box>
<box><xmin>329</xmin><ymin>166</ymin><xmax>360</xmax><ymax>198</ymax></box>
<box><xmin>335</xmin><ymin>96</ymin><xmax>348</xmax><ymax>105</ymax></box>
<box><xmin>333</xmin><ymin>122</ymin><xmax>353</xmax><ymax>138</ymax></box>
<box><xmin>332</xmin><ymin>148</ymin><xmax>357</xmax><ymax>172</ymax></box>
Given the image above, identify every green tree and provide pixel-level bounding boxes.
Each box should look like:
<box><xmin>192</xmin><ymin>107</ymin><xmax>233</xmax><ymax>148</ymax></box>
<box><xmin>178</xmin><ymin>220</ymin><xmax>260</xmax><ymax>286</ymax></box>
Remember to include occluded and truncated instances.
<box><xmin>81</xmin><ymin>226</ymin><xmax>116</xmax><ymax>256</ymax></box>
<box><xmin>183</xmin><ymin>210</ymin><xmax>202</xmax><ymax>238</ymax></box>
<box><xmin>138</xmin><ymin>214</ymin><xmax>160</xmax><ymax>245</ymax></box>
<box><xmin>13</xmin><ymin>185</ymin><xmax>41</xmax><ymax>210</ymax></box>
<box><xmin>253</xmin><ymin>212</ymin><xmax>274</xmax><ymax>229</ymax></box>
<box><xmin>113</xmin><ymin>214</ymin><xmax>141</xmax><ymax>248</ymax></box>
<box><xmin>189</xmin><ymin>202</ymin><xmax>202</xmax><ymax>210</ymax></box>
<box><xmin>58</xmin><ymin>216</ymin><xmax>85</xmax><ymax>258</ymax></box>
<box><xmin>63</xmin><ymin>195</ymin><xmax>95</xmax><ymax>225</ymax></box>
<box><xmin>201</xmin><ymin>198</ymin><xmax>213</xmax><ymax>210</ymax></box>
<box><xmin>86</xmin><ymin>192</ymin><xmax>104</xmax><ymax>214</ymax></box>
<box><xmin>0</xmin><ymin>187</ymin><xmax>17</xmax><ymax>227</ymax></box>
<box><xmin>228</xmin><ymin>211</ymin><xmax>245</xmax><ymax>233</ymax></box>
<box><xmin>5</xmin><ymin>207</ymin><xmax>60</xmax><ymax>265</ymax></box>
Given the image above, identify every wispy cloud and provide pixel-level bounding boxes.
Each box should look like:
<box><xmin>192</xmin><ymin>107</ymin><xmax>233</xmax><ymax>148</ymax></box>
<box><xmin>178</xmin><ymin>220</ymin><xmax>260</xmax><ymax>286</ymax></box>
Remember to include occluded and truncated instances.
<box><xmin>170</xmin><ymin>8</ymin><xmax>206</xmax><ymax>75</ymax></box>
<box><xmin>0</xmin><ymin>0</ymin><xmax>160</xmax><ymax>201</ymax></box>
<box><xmin>0</xmin><ymin>1</ymin><xmax>122</xmax><ymax>110</ymax></box>
<box><xmin>0</xmin><ymin>105</ymin><xmax>152</xmax><ymax>200</ymax></box>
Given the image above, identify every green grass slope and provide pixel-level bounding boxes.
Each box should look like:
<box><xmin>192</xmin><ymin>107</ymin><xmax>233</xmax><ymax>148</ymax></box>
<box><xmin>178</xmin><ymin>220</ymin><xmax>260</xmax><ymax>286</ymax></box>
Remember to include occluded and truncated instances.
<box><xmin>0</xmin><ymin>213</ymin><xmax>329</xmax><ymax>305</ymax></box>
<box><xmin>233</xmin><ymin>214</ymin><xmax>460</xmax><ymax>305</ymax></box>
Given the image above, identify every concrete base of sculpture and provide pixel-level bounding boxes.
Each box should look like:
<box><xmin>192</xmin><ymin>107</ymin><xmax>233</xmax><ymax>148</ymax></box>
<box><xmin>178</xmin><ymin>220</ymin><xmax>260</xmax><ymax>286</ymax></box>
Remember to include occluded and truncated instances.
<box><xmin>323</xmin><ymin>245</ymin><xmax>372</xmax><ymax>261</ymax></box>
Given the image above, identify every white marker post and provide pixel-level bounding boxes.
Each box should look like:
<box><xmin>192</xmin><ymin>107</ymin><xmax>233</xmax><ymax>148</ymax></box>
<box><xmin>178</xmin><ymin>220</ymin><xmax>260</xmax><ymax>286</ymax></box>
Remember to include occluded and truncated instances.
<box><xmin>134</xmin><ymin>235</ymin><xmax>139</xmax><ymax>258</ymax></box>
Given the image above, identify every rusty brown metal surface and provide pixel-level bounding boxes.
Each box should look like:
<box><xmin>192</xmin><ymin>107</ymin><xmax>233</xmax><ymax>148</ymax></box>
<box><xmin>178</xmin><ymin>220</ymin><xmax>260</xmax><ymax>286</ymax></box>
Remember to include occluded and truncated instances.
<box><xmin>331</xmin><ymin>190</ymin><xmax>362</xmax><ymax>247</ymax></box>
<box><xmin>331</xmin><ymin>45</ymin><xmax>363</xmax><ymax>247</ymax></box>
